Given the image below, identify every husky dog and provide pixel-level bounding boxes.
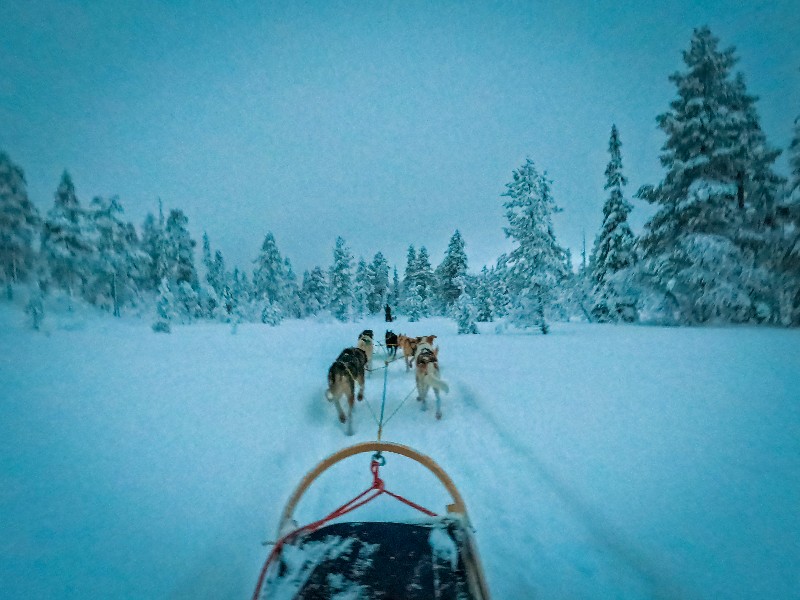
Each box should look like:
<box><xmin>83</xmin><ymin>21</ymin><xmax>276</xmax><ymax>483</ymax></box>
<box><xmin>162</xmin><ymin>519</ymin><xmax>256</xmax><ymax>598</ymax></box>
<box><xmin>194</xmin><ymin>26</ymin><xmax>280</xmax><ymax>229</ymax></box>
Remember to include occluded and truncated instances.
<box><xmin>357</xmin><ymin>329</ymin><xmax>374</xmax><ymax>372</ymax></box>
<box><xmin>385</xmin><ymin>330</ymin><xmax>399</xmax><ymax>359</ymax></box>
<box><xmin>325</xmin><ymin>347</ymin><xmax>367</xmax><ymax>435</ymax></box>
<box><xmin>415</xmin><ymin>341</ymin><xmax>449</xmax><ymax>420</ymax></box>
<box><xmin>397</xmin><ymin>334</ymin><xmax>438</xmax><ymax>370</ymax></box>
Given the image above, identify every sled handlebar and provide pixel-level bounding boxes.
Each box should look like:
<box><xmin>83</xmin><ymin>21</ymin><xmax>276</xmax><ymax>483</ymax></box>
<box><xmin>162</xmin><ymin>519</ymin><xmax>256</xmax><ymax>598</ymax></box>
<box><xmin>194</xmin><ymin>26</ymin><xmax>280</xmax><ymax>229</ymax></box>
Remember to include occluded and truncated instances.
<box><xmin>278</xmin><ymin>441</ymin><xmax>468</xmax><ymax>534</ymax></box>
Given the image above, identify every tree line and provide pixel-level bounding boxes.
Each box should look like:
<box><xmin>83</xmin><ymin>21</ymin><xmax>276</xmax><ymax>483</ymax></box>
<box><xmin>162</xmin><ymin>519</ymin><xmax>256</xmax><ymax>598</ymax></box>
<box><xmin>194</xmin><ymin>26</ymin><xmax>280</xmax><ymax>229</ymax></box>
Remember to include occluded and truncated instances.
<box><xmin>2</xmin><ymin>26</ymin><xmax>799</xmax><ymax>331</ymax></box>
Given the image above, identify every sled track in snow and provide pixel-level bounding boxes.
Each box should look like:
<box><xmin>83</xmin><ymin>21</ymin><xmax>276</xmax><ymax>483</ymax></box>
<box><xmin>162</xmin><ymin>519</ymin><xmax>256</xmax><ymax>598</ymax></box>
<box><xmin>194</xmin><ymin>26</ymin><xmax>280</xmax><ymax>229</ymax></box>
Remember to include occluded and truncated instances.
<box><xmin>452</xmin><ymin>381</ymin><xmax>685</xmax><ymax>600</ymax></box>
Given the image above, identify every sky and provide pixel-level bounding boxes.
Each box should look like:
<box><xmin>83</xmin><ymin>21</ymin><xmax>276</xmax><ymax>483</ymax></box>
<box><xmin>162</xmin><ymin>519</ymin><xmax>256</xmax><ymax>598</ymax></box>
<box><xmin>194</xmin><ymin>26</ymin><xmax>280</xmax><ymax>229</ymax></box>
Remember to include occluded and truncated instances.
<box><xmin>1</xmin><ymin>0</ymin><xmax>799</xmax><ymax>274</ymax></box>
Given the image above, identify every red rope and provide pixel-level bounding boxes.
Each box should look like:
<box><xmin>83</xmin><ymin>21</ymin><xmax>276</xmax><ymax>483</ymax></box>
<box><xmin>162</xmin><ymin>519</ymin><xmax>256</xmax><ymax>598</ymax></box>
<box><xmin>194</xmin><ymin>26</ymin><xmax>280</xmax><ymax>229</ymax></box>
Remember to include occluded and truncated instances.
<box><xmin>251</xmin><ymin>459</ymin><xmax>437</xmax><ymax>600</ymax></box>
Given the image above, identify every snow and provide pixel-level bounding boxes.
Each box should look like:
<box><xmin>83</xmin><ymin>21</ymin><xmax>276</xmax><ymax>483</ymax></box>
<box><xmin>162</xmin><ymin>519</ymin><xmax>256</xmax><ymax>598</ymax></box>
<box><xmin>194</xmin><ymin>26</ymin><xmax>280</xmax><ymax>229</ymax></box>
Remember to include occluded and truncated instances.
<box><xmin>1</xmin><ymin>307</ymin><xmax>799</xmax><ymax>599</ymax></box>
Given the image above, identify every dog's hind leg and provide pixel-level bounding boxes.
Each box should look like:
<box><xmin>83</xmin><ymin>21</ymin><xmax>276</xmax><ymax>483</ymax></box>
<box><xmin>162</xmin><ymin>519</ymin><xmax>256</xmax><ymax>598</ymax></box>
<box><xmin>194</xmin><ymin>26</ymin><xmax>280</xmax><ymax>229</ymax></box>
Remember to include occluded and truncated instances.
<box><xmin>434</xmin><ymin>388</ymin><xmax>442</xmax><ymax>420</ymax></box>
<box><xmin>330</xmin><ymin>395</ymin><xmax>346</xmax><ymax>424</ymax></box>
<box><xmin>346</xmin><ymin>386</ymin><xmax>355</xmax><ymax>436</ymax></box>
<box><xmin>418</xmin><ymin>380</ymin><xmax>429</xmax><ymax>411</ymax></box>
<box><xmin>356</xmin><ymin>373</ymin><xmax>365</xmax><ymax>401</ymax></box>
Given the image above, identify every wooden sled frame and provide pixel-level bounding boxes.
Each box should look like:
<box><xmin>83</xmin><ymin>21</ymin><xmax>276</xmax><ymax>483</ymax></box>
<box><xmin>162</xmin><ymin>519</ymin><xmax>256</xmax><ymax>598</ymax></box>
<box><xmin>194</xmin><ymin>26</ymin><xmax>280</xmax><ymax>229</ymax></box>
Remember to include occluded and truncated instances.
<box><xmin>269</xmin><ymin>440</ymin><xmax>491</xmax><ymax>600</ymax></box>
<box><xmin>278</xmin><ymin>441</ymin><xmax>467</xmax><ymax>534</ymax></box>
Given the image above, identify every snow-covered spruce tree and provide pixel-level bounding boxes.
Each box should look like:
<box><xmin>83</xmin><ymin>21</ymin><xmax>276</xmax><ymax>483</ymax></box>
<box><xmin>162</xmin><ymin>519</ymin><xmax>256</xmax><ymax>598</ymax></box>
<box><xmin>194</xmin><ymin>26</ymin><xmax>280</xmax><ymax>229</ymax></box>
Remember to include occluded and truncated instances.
<box><xmin>201</xmin><ymin>232</ymin><xmax>226</xmax><ymax>300</ymax></box>
<box><xmin>140</xmin><ymin>204</ymin><xmax>167</xmax><ymax>293</ymax></box>
<box><xmin>474</xmin><ymin>266</ymin><xmax>495</xmax><ymax>322</ymax></box>
<box><xmin>400</xmin><ymin>244</ymin><xmax>417</xmax><ymax>315</ymax></box>
<box><xmin>231</xmin><ymin>268</ymin><xmax>256</xmax><ymax>321</ymax></box>
<box><xmin>353</xmin><ymin>257</ymin><xmax>369</xmax><ymax>318</ymax></box>
<box><xmin>86</xmin><ymin>195</ymin><xmax>143</xmax><ymax>316</ymax></box>
<box><xmin>0</xmin><ymin>152</ymin><xmax>40</xmax><ymax>298</ymax></box>
<box><xmin>260</xmin><ymin>299</ymin><xmax>283</xmax><ymax>326</ymax></box>
<box><xmin>501</xmin><ymin>158</ymin><xmax>569</xmax><ymax>333</ymax></box>
<box><xmin>454</xmin><ymin>277</ymin><xmax>478</xmax><ymax>334</ymax></box>
<box><xmin>390</xmin><ymin>266</ymin><xmax>400</xmax><ymax>309</ymax></box>
<box><xmin>414</xmin><ymin>246</ymin><xmax>436</xmax><ymax>317</ymax></box>
<box><xmin>175</xmin><ymin>280</ymin><xmax>202</xmax><ymax>322</ymax></box>
<box><xmin>153</xmin><ymin>277</ymin><xmax>176</xmax><ymax>332</ymax></box>
<box><xmin>404</xmin><ymin>282</ymin><xmax>424</xmax><ymax>322</ymax></box>
<box><xmin>301</xmin><ymin>266</ymin><xmax>328</xmax><ymax>316</ymax></box>
<box><xmin>25</xmin><ymin>284</ymin><xmax>45</xmax><ymax>330</ymax></box>
<box><xmin>199</xmin><ymin>236</ymin><xmax>231</xmax><ymax>320</ymax></box>
<box><xmin>164</xmin><ymin>209</ymin><xmax>198</xmax><ymax>289</ymax></box>
<box><xmin>436</xmin><ymin>230</ymin><xmax>468</xmax><ymax>312</ymax></box>
<box><xmin>589</xmin><ymin>125</ymin><xmax>637</xmax><ymax>322</ymax></box>
<box><xmin>41</xmin><ymin>171</ymin><xmax>93</xmax><ymax>303</ymax></box>
<box><xmin>489</xmin><ymin>257</ymin><xmax>512</xmax><ymax>319</ymax></box>
<box><xmin>282</xmin><ymin>257</ymin><xmax>302</xmax><ymax>318</ymax></box>
<box><xmin>775</xmin><ymin>117</ymin><xmax>800</xmax><ymax>325</ymax></box>
<box><xmin>367</xmin><ymin>251</ymin><xmax>389</xmax><ymax>314</ymax></box>
<box><xmin>329</xmin><ymin>236</ymin><xmax>354</xmax><ymax>321</ymax></box>
<box><xmin>636</xmin><ymin>27</ymin><xmax>783</xmax><ymax>324</ymax></box>
<box><xmin>252</xmin><ymin>232</ymin><xmax>286</xmax><ymax>307</ymax></box>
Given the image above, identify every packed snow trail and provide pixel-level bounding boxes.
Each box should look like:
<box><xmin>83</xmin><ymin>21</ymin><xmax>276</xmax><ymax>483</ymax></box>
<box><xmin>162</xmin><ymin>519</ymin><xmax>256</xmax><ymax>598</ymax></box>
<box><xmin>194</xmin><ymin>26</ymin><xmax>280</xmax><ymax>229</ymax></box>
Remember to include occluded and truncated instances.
<box><xmin>268</xmin><ymin>323</ymin><xmax>673</xmax><ymax>599</ymax></box>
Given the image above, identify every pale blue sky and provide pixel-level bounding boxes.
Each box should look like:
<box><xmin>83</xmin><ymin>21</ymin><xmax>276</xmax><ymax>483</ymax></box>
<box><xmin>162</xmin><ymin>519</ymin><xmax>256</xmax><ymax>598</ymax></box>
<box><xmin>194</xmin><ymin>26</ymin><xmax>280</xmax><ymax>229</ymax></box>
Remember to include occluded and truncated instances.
<box><xmin>1</xmin><ymin>0</ymin><xmax>798</xmax><ymax>273</ymax></box>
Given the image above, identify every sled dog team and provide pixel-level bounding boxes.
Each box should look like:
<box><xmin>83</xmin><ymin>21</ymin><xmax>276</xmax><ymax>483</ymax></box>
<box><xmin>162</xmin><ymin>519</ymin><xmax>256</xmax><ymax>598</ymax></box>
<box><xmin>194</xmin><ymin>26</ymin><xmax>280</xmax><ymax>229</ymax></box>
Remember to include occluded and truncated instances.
<box><xmin>325</xmin><ymin>329</ymin><xmax>449</xmax><ymax>435</ymax></box>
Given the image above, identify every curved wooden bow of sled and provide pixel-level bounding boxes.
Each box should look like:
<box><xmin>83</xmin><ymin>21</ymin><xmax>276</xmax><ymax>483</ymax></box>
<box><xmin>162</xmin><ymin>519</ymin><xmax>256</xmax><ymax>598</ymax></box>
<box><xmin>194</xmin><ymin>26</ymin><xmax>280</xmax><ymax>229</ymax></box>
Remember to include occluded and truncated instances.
<box><xmin>278</xmin><ymin>441</ymin><xmax>467</xmax><ymax>534</ymax></box>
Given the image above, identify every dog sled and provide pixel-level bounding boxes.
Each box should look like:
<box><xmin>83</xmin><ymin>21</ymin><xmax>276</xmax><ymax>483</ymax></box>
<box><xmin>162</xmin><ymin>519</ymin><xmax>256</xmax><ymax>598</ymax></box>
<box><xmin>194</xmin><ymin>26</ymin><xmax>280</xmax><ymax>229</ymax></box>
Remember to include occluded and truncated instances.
<box><xmin>252</xmin><ymin>441</ymin><xmax>491</xmax><ymax>600</ymax></box>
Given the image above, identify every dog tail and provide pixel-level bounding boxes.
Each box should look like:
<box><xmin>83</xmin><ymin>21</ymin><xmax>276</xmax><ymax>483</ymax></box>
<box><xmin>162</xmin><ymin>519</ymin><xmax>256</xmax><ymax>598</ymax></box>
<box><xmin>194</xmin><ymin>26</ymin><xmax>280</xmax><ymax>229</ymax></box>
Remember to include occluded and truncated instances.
<box><xmin>427</xmin><ymin>369</ymin><xmax>449</xmax><ymax>394</ymax></box>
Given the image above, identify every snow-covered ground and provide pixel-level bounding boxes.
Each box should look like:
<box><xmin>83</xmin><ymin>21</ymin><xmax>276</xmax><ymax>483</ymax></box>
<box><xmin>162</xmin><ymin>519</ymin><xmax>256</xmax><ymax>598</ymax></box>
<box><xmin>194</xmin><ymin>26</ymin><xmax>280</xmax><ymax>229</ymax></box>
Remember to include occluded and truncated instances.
<box><xmin>1</xmin><ymin>306</ymin><xmax>798</xmax><ymax>599</ymax></box>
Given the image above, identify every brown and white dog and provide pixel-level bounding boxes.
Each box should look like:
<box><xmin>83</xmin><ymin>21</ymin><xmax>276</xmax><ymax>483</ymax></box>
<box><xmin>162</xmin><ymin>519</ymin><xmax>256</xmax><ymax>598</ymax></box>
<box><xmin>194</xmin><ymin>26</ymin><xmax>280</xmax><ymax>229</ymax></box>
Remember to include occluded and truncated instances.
<box><xmin>357</xmin><ymin>329</ymin><xmax>374</xmax><ymax>373</ymax></box>
<box><xmin>414</xmin><ymin>339</ymin><xmax>449</xmax><ymax>419</ymax></box>
<box><xmin>325</xmin><ymin>347</ymin><xmax>367</xmax><ymax>435</ymax></box>
<box><xmin>397</xmin><ymin>334</ymin><xmax>437</xmax><ymax>370</ymax></box>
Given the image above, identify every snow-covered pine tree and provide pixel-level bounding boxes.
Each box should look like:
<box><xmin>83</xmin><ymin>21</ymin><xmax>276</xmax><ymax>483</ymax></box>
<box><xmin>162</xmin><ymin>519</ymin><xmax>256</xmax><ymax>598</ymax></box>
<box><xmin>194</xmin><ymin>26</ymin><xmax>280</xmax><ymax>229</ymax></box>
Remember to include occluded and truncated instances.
<box><xmin>231</xmin><ymin>268</ymin><xmax>256</xmax><ymax>320</ymax></box>
<box><xmin>164</xmin><ymin>209</ymin><xmax>198</xmax><ymax>289</ymax></box>
<box><xmin>41</xmin><ymin>171</ymin><xmax>92</xmax><ymax>303</ymax></box>
<box><xmin>25</xmin><ymin>284</ymin><xmax>45</xmax><ymax>330</ymax></box>
<box><xmin>775</xmin><ymin>117</ymin><xmax>800</xmax><ymax>325</ymax></box>
<box><xmin>86</xmin><ymin>195</ymin><xmax>140</xmax><ymax>316</ymax></box>
<box><xmin>175</xmin><ymin>280</ymin><xmax>202</xmax><ymax>322</ymax></box>
<box><xmin>140</xmin><ymin>204</ymin><xmax>167</xmax><ymax>292</ymax></box>
<box><xmin>353</xmin><ymin>257</ymin><xmax>369</xmax><ymax>318</ymax></box>
<box><xmin>436</xmin><ymin>230</ymin><xmax>468</xmax><ymax>312</ymax></box>
<box><xmin>329</xmin><ymin>236</ymin><xmax>354</xmax><ymax>321</ymax></box>
<box><xmin>260</xmin><ymin>299</ymin><xmax>283</xmax><ymax>326</ymax></box>
<box><xmin>301</xmin><ymin>266</ymin><xmax>328</xmax><ymax>316</ymax></box>
<box><xmin>0</xmin><ymin>152</ymin><xmax>40</xmax><ymax>298</ymax></box>
<box><xmin>501</xmin><ymin>158</ymin><xmax>569</xmax><ymax>333</ymax></box>
<box><xmin>490</xmin><ymin>256</ymin><xmax>512</xmax><ymax>319</ymax></box>
<box><xmin>366</xmin><ymin>251</ymin><xmax>389</xmax><ymax>314</ymax></box>
<box><xmin>454</xmin><ymin>277</ymin><xmax>479</xmax><ymax>334</ymax></box>
<box><xmin>474</xmin><ymin>266</ymin><xmax>495</xmax><ymax>322</ymax></box>
<box><xmin>153</xmin><ymin>277</ymin><xmax>176</xmax><ymax>332</ymax></box>
<box><xmin>414</xmin><ymin>246</ymin><xmax>436</xmax><ymax>317</ymax></box>
<box><xmin>401</xmin><ymin>244</ymin><xmax>417</xmax><ymax>314</ymax></box>
<box><xmin>282</xmin><ymin>257</ymin><xmax>302</xmax><ymax>318</ymax></box>
<box><xmin>201</xmin><ymin>232</ymin><xmax>226</xmax><ymax>299</ymax></box>
<box><xmin>252</xmin><ymin>232</ymin><xmax>286</xmax><ymax>307</ymax></box>
<box><xmin>390</xmin><ymin>266</ymin><xmax>400</xmax><ymax>309</ymax></box>
<box><xmin>636</xmin><ymin>27</ymin><xmax>783</xmax><ymax>324</ymax></box>
<box><xmin>404</xmin><ymin>282</ymin><xmax>424</xmax><ymax>322</ymax></box>
<box><xmin>589</xmin><ymin>125</ymin><xmax>637</xmax><ymax>322</ymax></box>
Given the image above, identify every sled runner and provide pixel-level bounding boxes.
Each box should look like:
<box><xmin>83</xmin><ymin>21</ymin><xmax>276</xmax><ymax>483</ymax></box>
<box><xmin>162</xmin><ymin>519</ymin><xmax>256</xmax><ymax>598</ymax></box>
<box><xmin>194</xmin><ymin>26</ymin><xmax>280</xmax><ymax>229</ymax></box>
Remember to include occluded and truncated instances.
<box><xmin>252</xmin><ymin>441</ymin><xmax>491</xmax><ymax>600</ymax></box>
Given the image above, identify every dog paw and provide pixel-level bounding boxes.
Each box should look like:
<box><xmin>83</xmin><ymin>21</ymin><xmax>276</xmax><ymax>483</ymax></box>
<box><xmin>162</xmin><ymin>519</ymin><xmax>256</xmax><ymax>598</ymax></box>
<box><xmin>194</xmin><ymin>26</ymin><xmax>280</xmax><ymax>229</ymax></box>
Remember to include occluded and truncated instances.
<box><xmin>339</xmin><ymin>415</ymin><xmax>346</xmax><ymax>423</ymax></box>
<box><xmin>436</xmin><ymin>411</ymin><xmax>442</xmax><ymax>420</ymax></box>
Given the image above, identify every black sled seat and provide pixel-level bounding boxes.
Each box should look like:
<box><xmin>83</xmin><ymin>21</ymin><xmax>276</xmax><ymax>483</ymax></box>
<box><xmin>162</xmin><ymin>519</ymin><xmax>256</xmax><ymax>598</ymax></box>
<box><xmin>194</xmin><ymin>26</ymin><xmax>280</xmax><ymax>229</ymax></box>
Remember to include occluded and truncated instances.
<box><xmin>253</xmin><ymin>442</ymin><xmax>491</xmax><ymax>600</ymax></box>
